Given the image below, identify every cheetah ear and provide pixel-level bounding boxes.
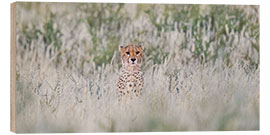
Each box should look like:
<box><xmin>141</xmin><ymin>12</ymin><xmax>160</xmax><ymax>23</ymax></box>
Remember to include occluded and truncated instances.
<box><xmin>119</xmin><ymin>45</ymin><xmax>124</xmax><ymax>51</ymax></box>
<box><xmin>139</xmin><ymin>44</ymin><xmax>144</xmax><ymax>50</ymax></box>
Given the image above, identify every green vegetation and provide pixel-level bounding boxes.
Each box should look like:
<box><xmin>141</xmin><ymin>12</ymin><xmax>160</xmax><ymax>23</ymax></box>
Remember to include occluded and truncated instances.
<box><xmin>17</xmin><ymin>3</ymin><xmax>259</xmax><ymax>71</ymax></box>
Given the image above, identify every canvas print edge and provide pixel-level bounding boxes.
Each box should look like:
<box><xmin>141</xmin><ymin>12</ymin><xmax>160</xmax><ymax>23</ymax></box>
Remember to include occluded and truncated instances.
<box><xmin>10</xmin><ymin>2</ymin><xmax>16</xmax><ymax>133</ymax></box>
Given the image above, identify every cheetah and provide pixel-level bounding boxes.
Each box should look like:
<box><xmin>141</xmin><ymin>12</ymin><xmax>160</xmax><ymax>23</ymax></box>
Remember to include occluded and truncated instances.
<box><xmin>117</xmin><ymin>44</ymin><xmax>144</xmax><ymax>102</ymax></box>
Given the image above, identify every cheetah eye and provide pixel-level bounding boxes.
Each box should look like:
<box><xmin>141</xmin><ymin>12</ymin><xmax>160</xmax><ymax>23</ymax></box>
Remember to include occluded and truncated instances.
<box><xmin>136</xmin><ymin>51</ymin><xmax>140</xmax><ymax>54</ymax></box>
<box><xmin>126</xmin><ymin>52</ymin><xmax>130</xmax><ymax>55</ymax></box>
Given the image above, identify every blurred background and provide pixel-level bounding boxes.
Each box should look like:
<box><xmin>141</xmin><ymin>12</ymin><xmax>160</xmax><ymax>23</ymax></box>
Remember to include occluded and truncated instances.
<box><xmin>15</xmin><ymin>3</ymin><xmax>259</xmax><ymax>132</ymax></box>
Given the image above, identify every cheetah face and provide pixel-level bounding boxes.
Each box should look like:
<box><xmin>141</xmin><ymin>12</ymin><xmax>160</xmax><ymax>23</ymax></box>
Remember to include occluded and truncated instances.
<box><xmin>119</xmin><ymin>44</ymin><xmax>144</xmax><ymax>68</ymax></box>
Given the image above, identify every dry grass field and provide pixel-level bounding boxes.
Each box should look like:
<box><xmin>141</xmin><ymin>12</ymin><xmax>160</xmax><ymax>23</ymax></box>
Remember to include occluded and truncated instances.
<box><xmin>15</xmin><ymin>2</ymin><xmax>259</xmax><ymax>132</ymax></box>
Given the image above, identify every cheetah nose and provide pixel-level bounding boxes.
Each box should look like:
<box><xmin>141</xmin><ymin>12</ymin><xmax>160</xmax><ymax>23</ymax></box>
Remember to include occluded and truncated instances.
<box><xmin>131</xmin><ymin>58</ymin><xmax>136</xmax><ymax>62</ymax></box>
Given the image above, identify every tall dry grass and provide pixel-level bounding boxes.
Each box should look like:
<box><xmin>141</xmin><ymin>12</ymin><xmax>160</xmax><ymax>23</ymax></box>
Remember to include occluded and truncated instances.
<box><xmin>15</xmin><ymin>2</ymin><xmax>259</xmax><ymax>132</ymax></box>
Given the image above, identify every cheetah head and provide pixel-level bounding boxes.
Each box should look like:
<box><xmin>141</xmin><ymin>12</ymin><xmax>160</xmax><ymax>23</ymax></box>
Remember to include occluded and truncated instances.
<box><xmin>119</xmin><ymin>44</ymin><xmax>144</xmax><ymax>70</ymax></box>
